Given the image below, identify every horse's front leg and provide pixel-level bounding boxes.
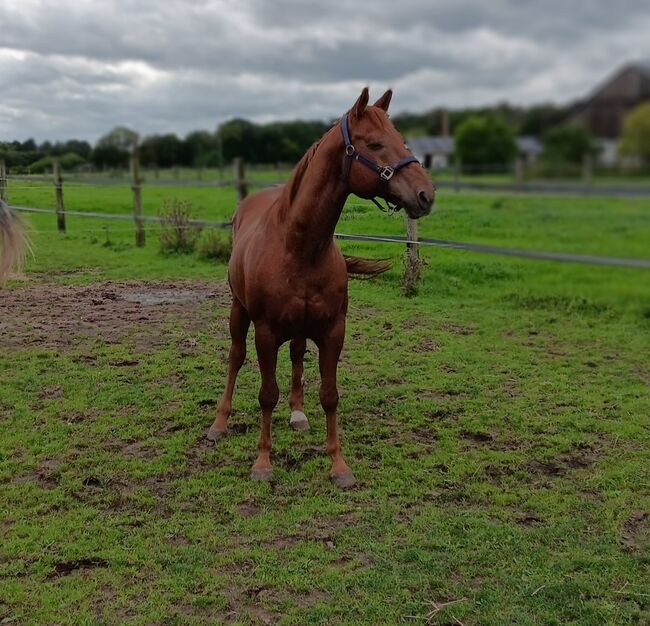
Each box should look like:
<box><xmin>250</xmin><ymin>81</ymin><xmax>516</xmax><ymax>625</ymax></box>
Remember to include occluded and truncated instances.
<box><xmin>316</xmin><ymin>316</ymin><xmax>356</xmax><ymax>489</ymax></box>
<box><xmin>251</xmin><ymin>323</ymin><xmax>280</xmax><ymax>481</ymax></box>
<box><xmin>289</xmin><ymin>338</ymin><xmax>309</xmax><ymax>431</ymax></box>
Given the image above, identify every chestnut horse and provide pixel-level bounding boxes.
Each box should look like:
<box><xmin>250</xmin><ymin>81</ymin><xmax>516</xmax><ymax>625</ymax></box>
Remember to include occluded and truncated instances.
<box><xmin>207</xmin><ymin>88</ymin><xmax>435</xmax><ymax>487</ymax></box>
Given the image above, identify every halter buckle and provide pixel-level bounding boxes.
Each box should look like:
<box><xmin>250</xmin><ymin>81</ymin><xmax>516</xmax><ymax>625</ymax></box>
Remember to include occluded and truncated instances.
<box><xmin>380</xmin><ymin>166</ymin><xmax>394</xmax><ymax>181</ymax></box>
<box><xmin>345</xmin><ymin>144</ymin><xmax>355</xmax><ymax>156</ymax></box>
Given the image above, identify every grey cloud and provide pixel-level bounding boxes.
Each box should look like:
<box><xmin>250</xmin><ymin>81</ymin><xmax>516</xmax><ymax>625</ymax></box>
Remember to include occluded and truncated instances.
<box><xmin>1</xmin><ymin>0</ymin><xmax>649</xmax><ymax>141</ymax></box>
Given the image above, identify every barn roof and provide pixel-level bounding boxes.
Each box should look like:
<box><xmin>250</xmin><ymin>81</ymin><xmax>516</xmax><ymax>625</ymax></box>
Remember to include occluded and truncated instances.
<box><xmin>585</xmin><ymin>61</ymin><xmax>650</xmax><ymax>102</ymax></box>
<box><xmin>406</xmin><ymin>136</ymin><xmax>455</xmax><ymax>156</ymax></box>
<box><xmin>406</xmin><ymin>135</ymin><xmax>541</xmax><ymax>156</ymax></box>
<box><xmin>516</xmin><ymin>136</ymin><xmax>542</xmax><ymax>155</ymax></box>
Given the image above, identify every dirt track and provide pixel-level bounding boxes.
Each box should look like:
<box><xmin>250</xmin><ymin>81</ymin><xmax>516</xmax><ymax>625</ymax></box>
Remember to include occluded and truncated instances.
<box><xmin>0</xmin><ymin>279</ymin><xmax>231</xmax><ymax>350</ymax></box>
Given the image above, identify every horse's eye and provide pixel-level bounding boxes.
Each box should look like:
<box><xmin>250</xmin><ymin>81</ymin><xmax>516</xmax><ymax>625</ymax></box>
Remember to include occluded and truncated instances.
<box><xmin>367</xmin><ymin>142</ymin><xmax>384</xmax><ymax>151</ymax></box>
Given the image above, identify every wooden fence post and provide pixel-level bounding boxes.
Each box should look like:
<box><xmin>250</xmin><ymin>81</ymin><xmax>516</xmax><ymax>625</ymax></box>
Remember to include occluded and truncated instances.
<box><xmin>234</xmin><ymin>158</ymin><xmax>248</xmax><ymax>202</ymax></box>
<box><xmin>403</xmin><ymin>216</ymin><xmax>421</xmax><ymax>295</ymax></box>
<box><xmin>582</xmin><ymin>154</ymin><xmax>593</xmax><ymax>194</ymax></box>
<box><xmin>130</xmin><ymin>151</ymin><xmax>146</xmax><ymax>247</ymax></box>
<box><xmin>454</xmin><ymin>159</ymin><xmax>461</xmax><ymax>193</ymax></box>
<box><xmin>515</xmin><ymin>156</ymin><xmax>524</xmax><ymax>189</ymax></box>
<box><xmin>53</xmin><ymin>159</ymin><xmax>66</xmax><ymax>233</ymax></box>
<box><xmin>0</xmin><ymin>160</ymin><xmax>7</xmax><ymax>203</ymax></box>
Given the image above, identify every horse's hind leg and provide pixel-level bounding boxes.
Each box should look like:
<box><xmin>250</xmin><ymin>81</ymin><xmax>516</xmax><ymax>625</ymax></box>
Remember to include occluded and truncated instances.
<box><xmin>207</xmin><ymin>298</ymin><xmax>250</xmax><ymax>442</ymax></box>
<box><xmin>289</xmin><ymin>338</ymin><xmax>309</xmax><ymax>431</ymax></box>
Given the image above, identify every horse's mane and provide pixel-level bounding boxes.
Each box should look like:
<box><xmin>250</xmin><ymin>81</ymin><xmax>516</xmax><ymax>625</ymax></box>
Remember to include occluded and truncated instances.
<box><xmin>284</xmin><ymin>123</ymin><xmax>339</xmax><ymax>204</ymax></box>
<box><xmin>285</xmin><ymin>140</ymin><xmax>321</xmax><ymax>204</ymax></box>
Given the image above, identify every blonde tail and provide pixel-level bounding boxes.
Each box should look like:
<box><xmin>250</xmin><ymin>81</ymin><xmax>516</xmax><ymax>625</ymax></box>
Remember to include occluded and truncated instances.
<box><xmin>0</xmin><ymin>200</ymin><xmax>31</xmax><ymax>286</ymax></box>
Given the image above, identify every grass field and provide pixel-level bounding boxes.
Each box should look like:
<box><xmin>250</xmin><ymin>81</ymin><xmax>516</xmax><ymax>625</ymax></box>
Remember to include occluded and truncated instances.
<box><xmin>1</xmin><ymin>183</ymin><xmax>649</xmax><ymax>625</ymax></box>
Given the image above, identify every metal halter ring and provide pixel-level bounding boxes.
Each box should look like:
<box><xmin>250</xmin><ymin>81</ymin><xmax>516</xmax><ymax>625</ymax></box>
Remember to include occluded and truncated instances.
<box><xmin>380</xmin><ymin>166</ymin><xmax>394</xmax><ymax>181</ymax></box>
<box><xmin>345</xmin><ymin>144</ymin><xmax>355</xmax><ymax>156</ymax></box>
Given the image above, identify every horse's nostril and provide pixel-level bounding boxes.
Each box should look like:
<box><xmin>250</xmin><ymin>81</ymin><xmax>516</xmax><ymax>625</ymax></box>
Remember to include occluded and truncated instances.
<box><xmin>417</xmin><ymin>191</ymin><xmax>432</xmax><ymax>209</ymax></box>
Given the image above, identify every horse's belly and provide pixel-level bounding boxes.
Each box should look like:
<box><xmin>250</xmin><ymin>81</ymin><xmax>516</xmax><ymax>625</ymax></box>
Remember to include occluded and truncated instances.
<box><xmin>306</xmin><ymin>292</ymin><xmax>343</xmax><ymax>321</ymax></box>
<box><xmin>259</xmin><ymin>289</ymin><xmax>344</xmax><ymax>337</ymax></box>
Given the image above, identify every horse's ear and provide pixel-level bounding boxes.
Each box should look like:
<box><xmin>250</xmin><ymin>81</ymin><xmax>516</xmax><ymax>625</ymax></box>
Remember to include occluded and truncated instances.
<box><xmin>373</xmin><ymin>89</ymin><xmax>393</xmax><ymax>112</ymax></box>
<box><xmin>351</xmin><ymin>87</ymin><xmax>369</xmax><ymax>119</ymax></box>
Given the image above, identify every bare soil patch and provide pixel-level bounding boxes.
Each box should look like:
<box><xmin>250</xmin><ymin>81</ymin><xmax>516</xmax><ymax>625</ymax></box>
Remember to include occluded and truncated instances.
<box><xmin>621</xmin><ymin>511</ymin><xmax>649</xmax><ymax>552</ymax></box>
<box><xmin>47</xmin><ymin>557</ymin><xmax>109</xmax><ymax>578</ymax></box>
<box><xmin>1</xmin><ymin>279</ymin><xmax>230</xmax><ymax>351</ymax></box>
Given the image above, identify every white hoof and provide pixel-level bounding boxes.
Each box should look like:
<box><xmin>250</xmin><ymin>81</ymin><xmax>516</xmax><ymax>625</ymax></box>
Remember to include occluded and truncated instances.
<box><xmin>290</xmin><ymin>410</ymin><xmax>309</xmax><ymax>431</ymax></box>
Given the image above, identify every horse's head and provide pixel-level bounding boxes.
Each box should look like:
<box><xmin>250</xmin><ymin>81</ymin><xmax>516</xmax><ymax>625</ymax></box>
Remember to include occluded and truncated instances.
<box><xmin>342</xmin><ymin>87</ymin><xmax>435</xmax><ymax>219</ymax></box>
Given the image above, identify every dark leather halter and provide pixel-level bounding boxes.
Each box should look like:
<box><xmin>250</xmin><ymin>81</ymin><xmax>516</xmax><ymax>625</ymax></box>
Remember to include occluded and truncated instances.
<box><xmin>340</xmin><ymin>112</ymin><xmax>420</xmax><ymax>212</ymax></box>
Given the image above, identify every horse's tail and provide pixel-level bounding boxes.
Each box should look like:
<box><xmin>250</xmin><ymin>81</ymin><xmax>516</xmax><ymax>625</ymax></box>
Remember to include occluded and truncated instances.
<box><xmin>0</xmin><ymin>200</ymin><xmax>31</xmax><ymax>286</ymax></box>
<box><xmin>344</xmin><ymin>255</ymin><xmax>391</xmax><ymax>278</ymax></box>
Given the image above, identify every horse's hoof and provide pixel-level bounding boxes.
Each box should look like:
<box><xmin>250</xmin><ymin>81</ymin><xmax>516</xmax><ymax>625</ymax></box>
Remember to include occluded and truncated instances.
<box><xmin>206</xmin><ymin>426</ymin><xmax>227</xmax><ymax>442</ymax></box>
<box><xmin>251</xmin><ymin>468</ymin><xmax>274</xmax><ymax>482</ymax></box>
<box><xmin>290</xmin><ymin>410</ymin><xmax>309</xmax><ymax>431</ymax></box>
<box><xmin>331</xmin><ymin>470</ymin><xmax>356</xmax><ymax>489</ymax></box>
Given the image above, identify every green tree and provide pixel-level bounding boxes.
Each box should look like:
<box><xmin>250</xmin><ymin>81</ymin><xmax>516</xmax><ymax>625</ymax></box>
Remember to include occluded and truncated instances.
<box><xmin>91</xmin><ymin>145</ymin><xmax>130</xmax><ymax>169</ymax></box>
<box><xmin>93</xmin><ymin>126</ymin><xmax>138</xmax><ymax>169</ymax></box>
<box><xmin>454</xmin><ymin>116</ymin><xmax>517</xmax><ymax>167</ymax></box>
<box><xmin>97</xmin><ymin>126</ymin><xmax>138</xmax><ymax>153</ymax></box>
<box><xmin>183</xmin><ymin>131</ymin><xmax>216</xmax><ymax>167</ymax></box>
<box><xmin>619</xmin><ymin>102</ymin><xmax>650</xmax><ymax>165</ymax></box>
<box><xmin>542</xmin><ymin>125</ymin><xmax>596</xmax><ymax>164</ymax></box>
<box><xmin>216</xmin><ymin>118</ymin><xmax>259</xmax><ymax>163</ymax></box>
<box><xmin>139</xmin><ymin>134</ymin><xmax>184</xmax><ymax>168</ymax></box>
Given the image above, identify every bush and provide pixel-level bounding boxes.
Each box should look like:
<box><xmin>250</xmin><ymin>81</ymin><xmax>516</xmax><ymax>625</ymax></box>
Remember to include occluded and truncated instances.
<box><xmin>158</xmin><ymin>199</ymin><xmax>202</xmax><ymax>255</ymax></box>
<box><xmin>620</xmin><ymin>102</ymin><xmax>650</xmax><ymax>165</ymax></box>
<box><xmin>29</xmin><ymin>152</ymin><xmax>87</xmax><ymax>174</ymax></box>
<box><xmin>196</xmin><ymin>228</ymin><xmax>232</xmax><ymax>262</ymax></box>
<box><xmin>454</xmin><ymin>115</ymin><xmax>517</xmax><ymax>168</ymax></box>
<box><xmin>542</xmin><ymin>125</ymin><xmax>597</xmax><ymax>165</ymax></box>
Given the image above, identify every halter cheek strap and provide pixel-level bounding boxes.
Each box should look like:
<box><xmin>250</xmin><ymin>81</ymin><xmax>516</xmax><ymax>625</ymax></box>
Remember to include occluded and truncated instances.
<box><xmin>340</xmin><ymin>113</ymin><xmax>420</xmax><ymax>212</ymax></box>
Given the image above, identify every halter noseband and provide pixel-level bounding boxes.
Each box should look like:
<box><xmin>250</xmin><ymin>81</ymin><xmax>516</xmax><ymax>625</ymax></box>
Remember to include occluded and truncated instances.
<box><xmin>340</xmin><ymin>113</ymin><xmax>420</xmax><ymax>212</ymax></box>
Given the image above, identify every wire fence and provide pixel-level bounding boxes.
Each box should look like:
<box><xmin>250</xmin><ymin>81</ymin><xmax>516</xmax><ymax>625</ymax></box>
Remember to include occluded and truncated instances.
<box><xmin>8</xmin><ymin>204</ymin><xmax>650</xmax><ymax>270</ymax></box>
<box><xmin>3</xmin><ymin>156</ymin><xmax>649</xmax><ymax>271</ymax></box>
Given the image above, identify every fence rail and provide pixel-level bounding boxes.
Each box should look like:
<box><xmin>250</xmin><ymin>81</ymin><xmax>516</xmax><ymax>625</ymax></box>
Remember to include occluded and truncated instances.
<box><xmin>3</xmin><ymin>156</ymin><xmax>650</xmax><ymax>287</ymax></box>
<box><xmin>435</xmin><ymin>179</ymin><xmax>650</xmax><ymax>197</ymax></box>
<box><xmin>8</xmin><ymin>203</ymin><xmax>650</xmax><ymax>270</ymax></box>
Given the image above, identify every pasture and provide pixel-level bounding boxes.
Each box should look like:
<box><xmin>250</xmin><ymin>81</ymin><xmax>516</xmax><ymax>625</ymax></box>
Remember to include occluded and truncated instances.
<box><xmin>1</xmin><ymin>184</ymin><xmax>649</xmax><ymax>625</ymax></box>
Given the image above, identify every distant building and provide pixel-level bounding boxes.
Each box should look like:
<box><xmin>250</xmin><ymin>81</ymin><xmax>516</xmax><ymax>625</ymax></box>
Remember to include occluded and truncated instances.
<box><xmin>571</xmin><ymin>62</ymin><xmax>650</xmax><ymax>139</ymax></box>
<box><xmin>516</xmin><ymin>136</ymin><xmax>543</xmax><ymax>164</ymax></box>
<box><xmin>406</xmin><ymin>136</ymin><xmax>454</xmax><ymax>169</ymax></box>
<box><xmin>407</xmin><ymin>135</ymin><xmax>542</xmax><ymax>169</ymax></box>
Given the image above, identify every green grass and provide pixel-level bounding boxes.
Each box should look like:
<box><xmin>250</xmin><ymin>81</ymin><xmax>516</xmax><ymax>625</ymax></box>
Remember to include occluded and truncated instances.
<box><xmin>1</xmin><ymin>185</ymin><xmax>649</xmax><ymax>625</ymax></box>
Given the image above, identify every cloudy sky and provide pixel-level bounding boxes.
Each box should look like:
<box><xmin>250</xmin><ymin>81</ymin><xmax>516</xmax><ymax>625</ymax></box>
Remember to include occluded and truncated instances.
<box><xmin>2</xmin><ymin>0</ymin><xmax>649</xmax><ymax>142</ymax></box>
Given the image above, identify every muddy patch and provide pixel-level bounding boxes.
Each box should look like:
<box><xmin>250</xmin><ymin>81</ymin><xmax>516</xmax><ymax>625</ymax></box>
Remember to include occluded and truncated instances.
<box><xmin>525</xmin><ymin>444</ymin><xmax>603</xmax><ymax>479</ymax></box>
<box><xmin>277</xmin><ymin>446</ymin><xmax>324</xmax><ymax>470</ymax></box>
<box><xmin>460</xmin><ymin>429</ymin><xmax>496</xmax><ymax>444</ymax></box>
<box><xmin>621</xmin><ymin>511</ymin><xmax>649</xmax><ymax>552</ymax></box>
<box><xmin>414</xmin><ymin>337</ymin><xmax>440</xmax><ymax>353</ymax></box>
<box><xmin>0</xmin><ymin>279</ymin><xmax>230</xmax><ymax>351</ymax></box>
<box><xmin>442</xmin><ymin>322</ymin><xmax>476</xmax><ymax>336</ymax></box>
<box><xmin>237</xmin><ymin>500</ymin><xmax>263</xmax><ymax>518</ymax></box>
<box><xmin>47</xmin><ymin>557</ymin><xmax>109</xmax><ymax>578</ymax></box>
<box><xmin>221</xmin><ymin>587</ymin><xmax>278</xmax><ymax>625</ymax></box>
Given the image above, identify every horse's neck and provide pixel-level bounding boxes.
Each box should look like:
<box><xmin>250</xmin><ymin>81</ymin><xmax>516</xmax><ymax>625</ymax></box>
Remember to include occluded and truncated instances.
<box><xmin>281</xmin><ymin>134</ymin><xmax>348</xmax><ymax>261</ymax></box>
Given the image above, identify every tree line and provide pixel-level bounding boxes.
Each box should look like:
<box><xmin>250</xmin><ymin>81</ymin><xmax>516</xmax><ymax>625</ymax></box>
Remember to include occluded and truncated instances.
<box><xmin>2</xmin><ymin>100</ymin><xmax>648</xmax><ymax>173</ymax></box>
<box><xmin>0</xmin><ymin>119</ymin><xmax>332</xmax><ymax>174</ymax></box>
